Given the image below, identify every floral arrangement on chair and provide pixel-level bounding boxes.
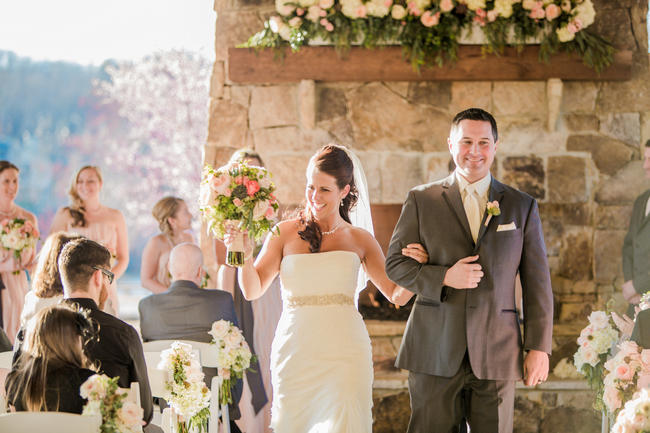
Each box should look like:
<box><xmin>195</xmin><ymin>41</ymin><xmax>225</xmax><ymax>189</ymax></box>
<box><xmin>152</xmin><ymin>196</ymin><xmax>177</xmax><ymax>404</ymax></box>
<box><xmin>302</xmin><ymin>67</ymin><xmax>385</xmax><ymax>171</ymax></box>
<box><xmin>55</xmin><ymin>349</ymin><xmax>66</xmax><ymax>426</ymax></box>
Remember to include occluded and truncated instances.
<box><xmin>602</xmin><ymin>341</ymin><xmax>650</xmax><ymax>417</ymax></box>
<box><xmin>0</xmin><ymin>218</ymin><xmax>38</xmax><ymax>273</ymax></box>
<box><xmin>573</xmin><ymin>310</ymin><xmax>620</xmax><ymax>412</ymax></box>
<box><xmin>158</xmin><ymin>342</ymin><xmax>211</xmax><ymax>433</ymax></box>
<box><xmin>199</xmin><ymin>161</ymin><xmax>279</xmax><ymax>267</ymax></box>
<box><xmin>80</xmin><ymin>374</ymin><xmax>143</xmax><ymax>433</ymax></box>
<box><xmin>611</xmin><ymin>388</ymin><xmax>650</xmax><ymax>433</ymax></box>
<box><xmin>209</xmin><ymin>320</ymin><xmax>254</xmax><ymax>405</ymax></box>
<box><xmin>243</xmin><ymin>0</ymin><xmax>613</xmax><ymax>71</ymax></box>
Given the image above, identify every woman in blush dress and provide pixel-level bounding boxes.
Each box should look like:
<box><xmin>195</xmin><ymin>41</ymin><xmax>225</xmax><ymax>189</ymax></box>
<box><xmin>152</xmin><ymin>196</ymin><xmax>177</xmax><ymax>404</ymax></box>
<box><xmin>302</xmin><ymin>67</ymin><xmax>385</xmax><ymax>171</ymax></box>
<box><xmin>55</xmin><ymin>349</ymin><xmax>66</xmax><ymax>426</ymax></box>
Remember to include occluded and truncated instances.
<box><xmin>5</xmin><ymin>304</ymin><xmax>98</xmax><ymax>413</ymax></box>
<box><xmin>0</xmin><ymin>161</ymin><xmax>38</xmax><ymax>343</ymax></box>
<box><xmin>140</xmin><ymin>197</ymin><xmax>194</xmax><ymax>294</ymax></box>
<box><xmin>217</xmin><ymin>149</ymin><xmax>279</xmax><ymax>433</ymax></box>
<box><xmin>49</xmin><ymin>166</ymin><xmax>128</xmax><ymax>316</ymax></box>
<box><xmin>225</xmin><ymin>145</ymin><xmax>428</xmax><ymax>433</ymax></box>
<box><xmin>20</xmin><ymin>232</ymin><xmax>82</xmax><ymax>326</ymax></box>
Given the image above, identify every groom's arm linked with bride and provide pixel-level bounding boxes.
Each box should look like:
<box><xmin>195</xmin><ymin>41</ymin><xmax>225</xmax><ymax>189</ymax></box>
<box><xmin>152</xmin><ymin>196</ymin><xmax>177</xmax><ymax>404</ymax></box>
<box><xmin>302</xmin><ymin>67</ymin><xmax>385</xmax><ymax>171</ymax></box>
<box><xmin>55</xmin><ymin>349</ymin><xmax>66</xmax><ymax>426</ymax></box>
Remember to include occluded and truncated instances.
<box><xmin>385</xmin><ymin>108</ymin><xmax>554</xmax><ymax>433</ymax></box>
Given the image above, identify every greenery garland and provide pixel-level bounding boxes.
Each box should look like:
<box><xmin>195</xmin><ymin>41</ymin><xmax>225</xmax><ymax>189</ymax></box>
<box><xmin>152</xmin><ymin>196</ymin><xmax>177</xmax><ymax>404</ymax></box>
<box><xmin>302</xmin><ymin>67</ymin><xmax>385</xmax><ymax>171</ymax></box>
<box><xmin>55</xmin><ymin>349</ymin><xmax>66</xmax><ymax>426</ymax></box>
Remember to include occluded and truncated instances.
<box><xmin>242</xmin><ymin>0</ymin><xmax>614</xmax><ymax>72</ymax></box>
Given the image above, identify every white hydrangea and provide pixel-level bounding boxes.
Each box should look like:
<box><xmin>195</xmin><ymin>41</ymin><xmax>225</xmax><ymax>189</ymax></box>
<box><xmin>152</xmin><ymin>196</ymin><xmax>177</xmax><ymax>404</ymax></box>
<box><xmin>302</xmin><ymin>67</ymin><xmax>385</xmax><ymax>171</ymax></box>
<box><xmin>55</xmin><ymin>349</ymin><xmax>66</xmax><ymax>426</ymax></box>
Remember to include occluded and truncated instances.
<box><xmin>556</xmin><ymin>26</ymin><xmax>575</xmax><ymax>42</ymax></box>
<box><xmin>493</xmin><ymin>0</ymin><xmax>515</xmax><ymax>18</ymax></box>
<box><xmin>466</xmin><ymin>0</ymin><xmax>486</xmax><ymax>10</ymax></box>
<box><xmin>366</xmin><ymin>0</ymin><xmax>390</xmax><ymax>17</ymax></box>
<box><xmin>341</xmin><ymin>0</ymin><xmax>363</xmax><ymax>18</ymax></box>
<box><xmin>275</xmin><ymin>0</ymin><xmax>295</xmax><ymax>16</ymax></box>
<box><xmin>572</xmin><ymin>0</ymin><xmax>595</xmax><ymax>28</ymax></box>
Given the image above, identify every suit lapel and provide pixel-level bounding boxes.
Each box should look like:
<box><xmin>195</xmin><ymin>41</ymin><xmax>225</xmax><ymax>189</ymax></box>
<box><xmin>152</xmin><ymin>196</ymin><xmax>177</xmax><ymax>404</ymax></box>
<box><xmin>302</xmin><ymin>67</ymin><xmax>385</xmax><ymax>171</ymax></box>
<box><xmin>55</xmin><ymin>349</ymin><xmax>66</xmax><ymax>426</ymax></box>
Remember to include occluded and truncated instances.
<box><xmin>441</xmin><ymin>174</ymin><xmax>474</xmax><ymax>246</ymax></box>
<box><xmin>473</xmin><ymin>177</ymin><xmax>505</xmax><ymax>254</ymax></box>
<box><xmin>637</xmin><ymin>190</ymin><xmax>650</xmax><ymax>234</ymax></box>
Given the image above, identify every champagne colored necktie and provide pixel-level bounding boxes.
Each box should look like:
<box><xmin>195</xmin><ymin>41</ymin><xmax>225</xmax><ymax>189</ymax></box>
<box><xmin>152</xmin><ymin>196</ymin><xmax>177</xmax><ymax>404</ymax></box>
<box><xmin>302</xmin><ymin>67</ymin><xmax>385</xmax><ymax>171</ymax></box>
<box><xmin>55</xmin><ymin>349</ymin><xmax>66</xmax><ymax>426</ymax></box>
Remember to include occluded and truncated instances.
<box><xmin>464</xmin><ymin>185</ymin><xmax>480</xmax><ymax>243</ymax></box>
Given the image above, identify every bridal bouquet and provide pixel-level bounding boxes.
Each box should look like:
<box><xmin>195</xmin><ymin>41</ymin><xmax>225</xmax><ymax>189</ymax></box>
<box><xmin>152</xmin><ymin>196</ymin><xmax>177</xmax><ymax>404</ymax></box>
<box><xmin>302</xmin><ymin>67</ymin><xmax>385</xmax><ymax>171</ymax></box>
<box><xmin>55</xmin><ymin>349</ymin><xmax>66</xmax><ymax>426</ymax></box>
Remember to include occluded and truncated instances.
<box><xmin>209</xmin><ymin>320</ymin><xmax>254</xmax><ymax>405</ymax></box>
<box><xmin>1</xmin><ymin>218</ymin><xmax>38</xmax><ymax>273</ymax></box>
<box><xmin>80</xmin><ymin>374</ymin><xmax>143</xmax><ymax>433</ymax></box>
<box><xmin>158</xmin><ymin>342</ymin><xmax>211</xmax><ymax>433</ymax></box>
<box><xmin>573</xmin><ymin>310</ymin><xmax>619</xmax><ymax>410</ymax></box>
<box><xmin>611</xmin><ymin>388</ymin><xmax>650</xmax><ymax>433</ymax></box>
<box><xmin>602</xmin><ymin>341</ymin><xmax>650</xmax><ymax>416</ymax></box>
<box><xmin>200</xmin><ymin>161</ymin><xmax>279</xmax><ymax>267</ymax></box>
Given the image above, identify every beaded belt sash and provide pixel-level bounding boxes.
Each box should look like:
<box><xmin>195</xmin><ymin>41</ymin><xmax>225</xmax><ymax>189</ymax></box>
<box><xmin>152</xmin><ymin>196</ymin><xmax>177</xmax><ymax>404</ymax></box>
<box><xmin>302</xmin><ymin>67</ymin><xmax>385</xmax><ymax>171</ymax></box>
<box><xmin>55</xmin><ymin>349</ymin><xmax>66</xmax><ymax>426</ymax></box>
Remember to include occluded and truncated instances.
<box><xmin>285</xmin><ymin>293</ymin><xmax>354</xmax><ymax>308</ymax></box>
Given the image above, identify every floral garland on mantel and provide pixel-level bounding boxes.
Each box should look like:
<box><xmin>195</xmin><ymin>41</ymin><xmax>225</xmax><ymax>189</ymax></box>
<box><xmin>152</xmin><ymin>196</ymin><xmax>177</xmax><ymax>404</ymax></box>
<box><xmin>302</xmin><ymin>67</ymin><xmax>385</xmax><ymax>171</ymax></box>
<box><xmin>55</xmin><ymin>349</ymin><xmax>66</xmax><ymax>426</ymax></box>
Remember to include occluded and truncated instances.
<box><xmin>243</xmin><ymin>0</ymin><xmax>614</xmax><ymax>72</ymax></box>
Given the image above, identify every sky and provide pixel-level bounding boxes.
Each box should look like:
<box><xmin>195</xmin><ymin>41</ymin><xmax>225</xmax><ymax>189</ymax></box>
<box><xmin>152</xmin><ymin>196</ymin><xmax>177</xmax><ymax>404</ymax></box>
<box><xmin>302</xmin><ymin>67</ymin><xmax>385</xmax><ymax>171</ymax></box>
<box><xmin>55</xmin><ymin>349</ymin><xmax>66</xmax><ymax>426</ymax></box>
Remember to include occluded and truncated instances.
<box><xmin>0</xmin><ymin>0</ymin><xmax>216</xmax><ymax>65</ymax></box>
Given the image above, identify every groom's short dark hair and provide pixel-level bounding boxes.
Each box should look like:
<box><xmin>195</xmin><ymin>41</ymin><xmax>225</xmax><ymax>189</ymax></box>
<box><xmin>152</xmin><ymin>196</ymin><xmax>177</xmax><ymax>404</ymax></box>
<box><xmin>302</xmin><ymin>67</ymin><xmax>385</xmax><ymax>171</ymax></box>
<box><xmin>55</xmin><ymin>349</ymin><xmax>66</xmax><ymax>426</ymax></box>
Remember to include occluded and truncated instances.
<box><xmin>451</xmin><ymin>108</ymin><xmax>498</xmax><ymax>142</ymax></box>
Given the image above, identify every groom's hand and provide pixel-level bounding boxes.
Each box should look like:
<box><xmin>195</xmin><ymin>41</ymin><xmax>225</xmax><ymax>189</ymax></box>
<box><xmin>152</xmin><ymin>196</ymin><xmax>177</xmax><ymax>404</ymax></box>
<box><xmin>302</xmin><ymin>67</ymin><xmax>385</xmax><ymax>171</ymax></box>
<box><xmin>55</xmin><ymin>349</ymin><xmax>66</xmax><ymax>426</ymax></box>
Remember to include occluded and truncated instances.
<box><xmin>523</xmin><ymin>350</ymin><xmax>549</xmax><ymax>386</ymax></box>
<box><xmin>442</xmin><ymin>255</ymin><xmax>483</xmax><ymax>289</ymax></box>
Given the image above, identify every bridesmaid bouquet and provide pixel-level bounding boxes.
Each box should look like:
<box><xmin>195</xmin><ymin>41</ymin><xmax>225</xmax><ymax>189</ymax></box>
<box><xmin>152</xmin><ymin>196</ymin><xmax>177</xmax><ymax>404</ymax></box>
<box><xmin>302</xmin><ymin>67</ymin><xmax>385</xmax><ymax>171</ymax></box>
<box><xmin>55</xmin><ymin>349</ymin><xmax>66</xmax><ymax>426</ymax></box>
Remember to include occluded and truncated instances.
<box><xmin>80</xmin><ymin>374</ymin><xmax>143</xmax><ymax>433</ymax></box>
<box><xmin>602</xmin><ymin>341</ymin><xmax>650</xmax><ymax>417</ymax></box>
<box><xmin>573</xmin><ymin>310</ymin><xmax>619</xmax><ymax>411</ymax></box>
<box><xmin>158</xmin><ymin>342</ymin><xmax>211</xmax><ymax>433</ymax></box>
<box><xmin>200</xmin><ymin>161</ymin><xmax>279</xmax><ymax>267</ymax></box>
<box><xmin>611</xmin><ymin>388</ymin><xmax>650</xmax><ymax>433</ymax></box>
<box><xmin>209</xmin><ymin>320</ymin><xmax>254</xmax><ymax>405</ymax></box>
<box><xmin>0</xmin><ymin>218</ymin><xmax>39</xmax><ymax>274</ymax></box>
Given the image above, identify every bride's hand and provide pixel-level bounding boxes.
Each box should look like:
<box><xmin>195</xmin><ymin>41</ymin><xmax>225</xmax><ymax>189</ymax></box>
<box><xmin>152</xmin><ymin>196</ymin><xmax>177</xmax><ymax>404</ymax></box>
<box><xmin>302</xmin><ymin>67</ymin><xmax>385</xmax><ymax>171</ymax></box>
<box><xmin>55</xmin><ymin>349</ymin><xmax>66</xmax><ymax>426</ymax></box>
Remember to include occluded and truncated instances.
<box><xmin>223</xmin><ymin>224</ymin><xmax>255</xmax><ymax>261</ymax></box>
<box><xmin>402</xmin><ymin>243</ymin><xmax>428</xmax><ymax>264</ymax></box>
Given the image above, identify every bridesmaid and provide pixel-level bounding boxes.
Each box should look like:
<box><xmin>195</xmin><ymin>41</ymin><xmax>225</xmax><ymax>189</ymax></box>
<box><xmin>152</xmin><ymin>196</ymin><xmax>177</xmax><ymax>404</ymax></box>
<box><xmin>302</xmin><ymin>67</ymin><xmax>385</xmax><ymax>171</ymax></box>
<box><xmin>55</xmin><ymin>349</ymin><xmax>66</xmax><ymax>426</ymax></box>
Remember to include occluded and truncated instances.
<box><xmin>0</xmin><ymin>161</ymin><xmax>38</xmax><ymax>343</ymax></box>
<box><xmin>216</xmin><ymin>149</ymin><xmax>279</xmax><ymax>433</ymax></box>
<box><xmin>49</xmin><ymin>165</ymin><xmax>128</xmax><ymax>315</ymax></box>
<box><xmin>140</xmin><ymin>196</ymin><xmax>194</xmax><ymax>294</ymax></box>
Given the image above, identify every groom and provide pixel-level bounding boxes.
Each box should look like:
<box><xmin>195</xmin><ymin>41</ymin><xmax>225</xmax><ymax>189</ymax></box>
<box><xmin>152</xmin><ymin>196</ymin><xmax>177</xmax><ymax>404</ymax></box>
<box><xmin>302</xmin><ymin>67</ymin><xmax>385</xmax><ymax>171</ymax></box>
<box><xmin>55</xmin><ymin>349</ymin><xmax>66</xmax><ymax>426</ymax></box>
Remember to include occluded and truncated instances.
<box><xmin>386</xmin><ymin>108</ymin><xmax>553</xmax><ymax>433</ymax></box>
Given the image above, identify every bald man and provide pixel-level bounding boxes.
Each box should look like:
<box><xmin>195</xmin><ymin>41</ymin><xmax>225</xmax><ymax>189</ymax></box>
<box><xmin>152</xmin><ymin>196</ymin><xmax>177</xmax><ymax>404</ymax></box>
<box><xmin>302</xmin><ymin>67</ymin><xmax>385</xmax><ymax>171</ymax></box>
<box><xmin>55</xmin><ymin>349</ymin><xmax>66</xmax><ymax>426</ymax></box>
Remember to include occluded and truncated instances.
<box><xmin>138</xmin><ymin>243</ymin><xmax>246</xmax><ymax>429</ymax></box>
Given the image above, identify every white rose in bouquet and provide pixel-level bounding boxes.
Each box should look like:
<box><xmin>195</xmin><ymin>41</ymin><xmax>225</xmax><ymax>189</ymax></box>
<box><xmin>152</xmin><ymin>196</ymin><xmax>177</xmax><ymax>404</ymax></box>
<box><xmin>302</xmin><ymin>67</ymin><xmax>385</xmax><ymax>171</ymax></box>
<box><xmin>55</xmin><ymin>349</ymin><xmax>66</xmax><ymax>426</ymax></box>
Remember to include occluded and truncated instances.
<box><xmin>252</xmin><ymin>200</ymin><xmax>270</xmax><ymax>221</ymax></box>
<box><xmin>209</xmin><ymin>320</ymin><xmax>231</xmax><ymax>340</ymax></box>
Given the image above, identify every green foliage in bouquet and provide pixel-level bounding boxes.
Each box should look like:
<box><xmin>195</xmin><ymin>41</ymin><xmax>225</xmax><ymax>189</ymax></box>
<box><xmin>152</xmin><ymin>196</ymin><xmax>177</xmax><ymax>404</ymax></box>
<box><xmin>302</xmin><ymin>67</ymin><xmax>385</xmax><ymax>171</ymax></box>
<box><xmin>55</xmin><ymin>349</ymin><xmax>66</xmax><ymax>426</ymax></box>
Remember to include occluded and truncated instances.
<box><xmin>242</xmin><ymin>0</ymin><xmax>614</xmax><ymax>72</ymax></box>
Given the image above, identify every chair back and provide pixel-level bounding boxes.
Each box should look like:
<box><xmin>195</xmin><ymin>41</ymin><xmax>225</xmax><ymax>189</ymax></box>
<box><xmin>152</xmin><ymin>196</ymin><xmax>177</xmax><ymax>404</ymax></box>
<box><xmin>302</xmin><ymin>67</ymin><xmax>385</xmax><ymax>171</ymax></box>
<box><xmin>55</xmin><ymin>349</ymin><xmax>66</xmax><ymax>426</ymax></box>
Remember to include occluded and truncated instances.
<box><xmin>0</xmin><ymin>412</ymin><xmax>102</xmax><ymax>433</ymax></box>
<box><xmin>0</xmin><ymin>351</ymin><xmax>13</xmax><ymax>369</ymax></box>
<box><xmin>143</xmin><ymin>340</ymin><xmax>218</xmax><ymax>368</ymax></box>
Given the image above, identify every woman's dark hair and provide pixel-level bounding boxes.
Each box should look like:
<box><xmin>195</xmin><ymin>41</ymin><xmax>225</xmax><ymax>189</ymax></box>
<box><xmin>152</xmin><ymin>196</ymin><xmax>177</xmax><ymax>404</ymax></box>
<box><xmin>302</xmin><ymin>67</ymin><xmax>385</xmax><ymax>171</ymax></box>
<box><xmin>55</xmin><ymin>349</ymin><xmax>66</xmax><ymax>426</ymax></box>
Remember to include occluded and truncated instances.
<box><xmin>228</xmin><ymin>149</ymin><xmax>265</xmax><ymax>167</ymax></box>
<box><xmin>298</xmin><ymin>144</ymin><xmax>358</xmax><ymax>253</ymax></box>
<box><xmin>5</xmin><ymin>304</ymin><xmax>97</xmax><ymax>411</ymax></box>
<box><xmin>0</xmin><ymin>160</ymin><xmax>19</xmax><ymax>175</ymax></box>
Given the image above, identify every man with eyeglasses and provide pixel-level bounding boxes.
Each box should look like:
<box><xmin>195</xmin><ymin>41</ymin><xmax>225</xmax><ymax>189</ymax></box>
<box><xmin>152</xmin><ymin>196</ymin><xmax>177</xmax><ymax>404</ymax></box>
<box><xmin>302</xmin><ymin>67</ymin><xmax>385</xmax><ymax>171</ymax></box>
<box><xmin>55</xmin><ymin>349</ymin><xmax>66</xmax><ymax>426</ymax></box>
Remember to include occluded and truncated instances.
<box><xmin>58</xmin><ymin>238</ymin><xmax>160</xmax><ymax>432</ymax></box>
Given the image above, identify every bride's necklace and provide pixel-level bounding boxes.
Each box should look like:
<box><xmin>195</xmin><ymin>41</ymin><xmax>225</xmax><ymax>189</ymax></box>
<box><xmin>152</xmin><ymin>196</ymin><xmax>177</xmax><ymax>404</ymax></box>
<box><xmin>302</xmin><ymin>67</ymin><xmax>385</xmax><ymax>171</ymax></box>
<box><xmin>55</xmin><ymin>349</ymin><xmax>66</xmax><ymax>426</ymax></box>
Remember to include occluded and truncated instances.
<box><xmin>321</xmin><ymin>220</ymin><xmax>344</xmax><ymax>236</ymax></box>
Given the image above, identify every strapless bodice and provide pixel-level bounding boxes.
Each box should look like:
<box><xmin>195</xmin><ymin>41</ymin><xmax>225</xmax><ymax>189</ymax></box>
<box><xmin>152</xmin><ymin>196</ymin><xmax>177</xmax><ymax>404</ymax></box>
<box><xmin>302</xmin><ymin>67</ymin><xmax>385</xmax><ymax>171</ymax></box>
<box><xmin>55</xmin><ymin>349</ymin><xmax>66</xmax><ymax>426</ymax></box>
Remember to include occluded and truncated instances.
<box><xmin>280</xmin><ymin>250</ymin><xmax>360</xmax><ymax>300</ymax></box>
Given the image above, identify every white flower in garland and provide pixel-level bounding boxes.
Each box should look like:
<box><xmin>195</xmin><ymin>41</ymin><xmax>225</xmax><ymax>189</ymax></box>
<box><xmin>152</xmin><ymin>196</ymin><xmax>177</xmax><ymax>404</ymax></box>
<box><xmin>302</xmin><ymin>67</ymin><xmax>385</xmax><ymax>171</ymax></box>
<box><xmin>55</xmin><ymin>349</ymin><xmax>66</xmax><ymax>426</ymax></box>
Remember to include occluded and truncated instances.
<box><xmin>493</xmin><ymin>0</ymin><xmax>515</xmax><ymax>18</ymax></box>
<box><xmin>466</xmin><ymin>0</ymin><xmax>486</xmax><ymax>11</ymax></box>
<box><xmin>275</xmin><ymin>0</ymin><xmax>295</xmax><ymax>15</ymax></box>
<box><xmin>391</xmin><ymin>4</ymin><xmax>407</xmax><ymax>19</ymax></box>
<box><xmin>366</xmin><ymin>0</ymin><xmax>391</xmax><ymax>18</ymax></box>
<box><xmin>573</xmin><ymin>0</ymin><xmax>595</xmax><ymax>28</ymax></box>
<box><xmin>341</xmin><ymin>0</ymin><xmax>364</xmax><ymax>18</ymax></box>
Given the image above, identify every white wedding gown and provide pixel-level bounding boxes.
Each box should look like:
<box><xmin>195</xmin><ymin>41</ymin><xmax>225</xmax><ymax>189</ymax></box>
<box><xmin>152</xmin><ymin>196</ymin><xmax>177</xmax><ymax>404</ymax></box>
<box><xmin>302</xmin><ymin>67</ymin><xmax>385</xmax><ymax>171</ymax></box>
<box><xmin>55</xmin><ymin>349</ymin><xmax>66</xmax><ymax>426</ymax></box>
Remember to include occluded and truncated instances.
<box><xmin>270</xmin><ymin>250</ymin><xmax>373</xmax><ymax>433</ymax></box>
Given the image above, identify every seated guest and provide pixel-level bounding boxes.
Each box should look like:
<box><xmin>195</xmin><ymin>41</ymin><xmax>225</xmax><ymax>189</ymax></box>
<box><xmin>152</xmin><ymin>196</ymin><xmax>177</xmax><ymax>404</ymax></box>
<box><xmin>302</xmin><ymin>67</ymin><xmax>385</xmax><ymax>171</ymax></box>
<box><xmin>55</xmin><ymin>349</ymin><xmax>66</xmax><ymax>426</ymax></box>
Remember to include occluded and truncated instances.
<box><xmin>632</xmin><ymin>308</ymin><xmax>650</xmax><ymax>348</ymax></box>
<box><xmin>5</xmin><ymin>304</ymin><xmax>97</xmax><ymax>413</ymax></box>
<box><xmin>59</xmin><ymin>238</ymin><xmax>156</xmax><ymax>431</ymax></box>
<box><xmin>139</xmin><ymin>243</ymin><xmax>246</xmax><ymax>432</ymax></box>
<box><xmin>20</xmin><ymin>232</ymin><xmax>82</xmax><ymax>326</ymax></box>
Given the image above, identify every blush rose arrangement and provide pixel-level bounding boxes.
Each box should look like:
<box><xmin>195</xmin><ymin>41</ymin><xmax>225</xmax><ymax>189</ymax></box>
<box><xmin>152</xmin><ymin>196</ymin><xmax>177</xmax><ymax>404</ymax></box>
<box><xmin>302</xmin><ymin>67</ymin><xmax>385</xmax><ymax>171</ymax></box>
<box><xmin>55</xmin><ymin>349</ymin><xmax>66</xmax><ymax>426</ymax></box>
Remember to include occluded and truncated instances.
<box><xmin>602</xmin><ymin>340</ymin><xmax>650</xmax><ymax>417</ymax></box>
<box><xmin>209</xmin><ymin>320</ymin><xmax>254</xmax><ymax>406</ymax></box>
<box><xmin>244</xmin><ymin>0</ymin><xmax>613</xmax><ymax>71</ymax></box>
<box><xmin>1</xmin><ymin>218</ymin><xmax>38</xmax><ymax>274</ymax></box>
<box><xmin>611</xmin><ymin>388</ymin><xmax>650</xmax><ymax>433</ymax></box>
<box><xmin>200</xmin><ymin>161</ymin><xmax>279</xmax><ymax>267</ymax></box>
<box><xmin>573</xmin><ymin>310</ymin><xmax>620</xmax><ymax>412</ymax></box>
<box><xmin>80</xmin><ymin>374</ymin><xmax>143</xmax><ymax>433</ymax></box>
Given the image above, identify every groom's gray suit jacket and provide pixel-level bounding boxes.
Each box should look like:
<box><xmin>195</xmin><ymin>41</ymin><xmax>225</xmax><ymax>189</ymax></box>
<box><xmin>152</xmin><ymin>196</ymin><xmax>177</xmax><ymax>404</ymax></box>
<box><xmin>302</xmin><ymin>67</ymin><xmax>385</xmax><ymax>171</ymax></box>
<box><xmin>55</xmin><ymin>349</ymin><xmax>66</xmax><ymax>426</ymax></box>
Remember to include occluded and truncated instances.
<box><xmin>386</xmin><ymin>174</ymin><xmax>553</xmax><ymax>381</ymax></box>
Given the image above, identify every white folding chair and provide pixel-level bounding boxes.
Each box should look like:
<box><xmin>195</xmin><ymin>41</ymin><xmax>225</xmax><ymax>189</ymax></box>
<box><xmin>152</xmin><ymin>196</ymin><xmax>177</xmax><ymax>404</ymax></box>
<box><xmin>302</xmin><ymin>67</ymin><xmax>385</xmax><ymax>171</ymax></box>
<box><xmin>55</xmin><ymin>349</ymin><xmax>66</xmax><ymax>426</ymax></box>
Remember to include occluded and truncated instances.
<box><xmin>0</xmin><ymin>412</ymin><xmax>102</xmax><ymax>433</ymax></box>
<box><xmin>143</xmin><ymin>340</ymin><xmax>228</xmax><ymax>433</ymax></box>
<box><xmin>0</xmin><ymin>351</ymin><xmax>13</xmax><ymax>369</ymax></box>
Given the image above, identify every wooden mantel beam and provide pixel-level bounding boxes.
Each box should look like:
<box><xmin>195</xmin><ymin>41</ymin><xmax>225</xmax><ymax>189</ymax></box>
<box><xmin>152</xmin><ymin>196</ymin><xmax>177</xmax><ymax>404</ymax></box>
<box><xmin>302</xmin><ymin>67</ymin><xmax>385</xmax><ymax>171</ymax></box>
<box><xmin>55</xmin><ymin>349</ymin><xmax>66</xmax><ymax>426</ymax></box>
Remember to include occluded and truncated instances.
<box><xmin>228</xmin><ymin>45</ymin><xmax>632</xmax><ymax>83</ymax></box>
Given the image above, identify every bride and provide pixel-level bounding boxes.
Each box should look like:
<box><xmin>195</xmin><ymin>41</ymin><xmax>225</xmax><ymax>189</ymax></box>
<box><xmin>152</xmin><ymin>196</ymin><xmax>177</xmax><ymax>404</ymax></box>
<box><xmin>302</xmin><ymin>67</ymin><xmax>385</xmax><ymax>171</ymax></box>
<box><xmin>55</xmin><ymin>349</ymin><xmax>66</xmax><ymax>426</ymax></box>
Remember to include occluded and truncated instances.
<box><xmin>225</xmin><ymin>144</ymin><xmax>428</xmax><ymax>432</ymax></box>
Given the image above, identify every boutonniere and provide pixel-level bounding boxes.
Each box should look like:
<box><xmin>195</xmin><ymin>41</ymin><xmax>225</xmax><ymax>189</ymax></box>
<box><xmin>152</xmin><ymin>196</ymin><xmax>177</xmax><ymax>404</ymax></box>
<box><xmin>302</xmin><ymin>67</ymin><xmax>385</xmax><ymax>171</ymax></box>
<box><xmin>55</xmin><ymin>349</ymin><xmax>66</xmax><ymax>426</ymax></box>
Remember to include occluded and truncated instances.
<box><xmin>484</xmin><ymin>200</ymin><xmax>501</xmax><ymax>227</ymax></box>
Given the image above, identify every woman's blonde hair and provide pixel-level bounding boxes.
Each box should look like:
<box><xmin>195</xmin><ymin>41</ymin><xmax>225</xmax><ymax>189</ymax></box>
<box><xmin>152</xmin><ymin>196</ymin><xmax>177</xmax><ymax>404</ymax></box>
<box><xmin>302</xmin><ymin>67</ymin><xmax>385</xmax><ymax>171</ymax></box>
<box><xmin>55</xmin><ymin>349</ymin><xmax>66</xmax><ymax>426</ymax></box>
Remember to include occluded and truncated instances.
<box><xmin>31</xmin><ymin>232</ymin><xmax>83</xmax><ymax>298</ymax></box>
<box><xmin>66</xmin><ymin>165</ymin><xmax>103</xmax><ymax>228</ymax></box>
<box><xmin>152</xmin><ymin>196</ymin><xmax>185</xmax><ymax>238</ymax></box>
<box><xmin>6</xmin><ymin>305</ymin><xmax>97</xmax><ymax>411</ymax></box>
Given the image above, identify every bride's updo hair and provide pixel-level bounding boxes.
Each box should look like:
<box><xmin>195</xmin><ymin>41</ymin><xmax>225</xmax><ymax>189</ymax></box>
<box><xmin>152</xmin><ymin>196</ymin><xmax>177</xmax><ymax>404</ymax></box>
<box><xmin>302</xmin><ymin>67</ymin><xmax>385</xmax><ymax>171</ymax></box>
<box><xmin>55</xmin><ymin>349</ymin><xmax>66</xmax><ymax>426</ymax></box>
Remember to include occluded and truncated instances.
<box><xmin>66</xmin><ymin>165</ymin><xmax>103</xmax><ymax>228</ymax></box>
<box><xmin>299</xmin><ymin>144</ymin><xmax>358</xmax><ymax>253</ymax></box>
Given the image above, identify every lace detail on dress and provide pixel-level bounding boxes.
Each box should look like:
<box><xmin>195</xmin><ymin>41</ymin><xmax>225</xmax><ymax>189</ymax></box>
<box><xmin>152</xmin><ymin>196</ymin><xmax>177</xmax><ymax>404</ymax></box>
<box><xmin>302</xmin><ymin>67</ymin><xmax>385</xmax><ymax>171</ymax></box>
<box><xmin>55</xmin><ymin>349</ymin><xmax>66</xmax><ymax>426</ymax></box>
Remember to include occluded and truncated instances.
<box><xmin>285</xmin><ymin>293</ymin><xmax>354</xmax><ymax>308</ymax></box>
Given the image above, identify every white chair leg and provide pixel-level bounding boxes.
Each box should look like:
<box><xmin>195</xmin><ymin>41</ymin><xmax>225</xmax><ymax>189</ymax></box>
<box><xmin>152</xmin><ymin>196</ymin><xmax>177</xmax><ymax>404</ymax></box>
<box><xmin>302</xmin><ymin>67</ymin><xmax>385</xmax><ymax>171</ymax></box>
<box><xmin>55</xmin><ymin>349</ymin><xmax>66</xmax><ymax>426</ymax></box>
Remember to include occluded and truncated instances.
<box><xmin>220</xmin><ymin>404</ymin><xmax>230</xmax><ymax>433</ymax></box>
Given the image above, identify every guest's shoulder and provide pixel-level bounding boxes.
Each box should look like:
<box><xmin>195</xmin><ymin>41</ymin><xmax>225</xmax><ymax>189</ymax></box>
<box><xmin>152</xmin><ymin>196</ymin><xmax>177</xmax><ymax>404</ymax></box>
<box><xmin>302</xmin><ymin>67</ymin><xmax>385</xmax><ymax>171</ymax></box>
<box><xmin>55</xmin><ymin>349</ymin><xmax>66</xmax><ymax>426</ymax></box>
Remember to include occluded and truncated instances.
<box><xmin>91</xmin><ymin>309</ymin><xmax>138</xmax><ymax>336</ymax></box>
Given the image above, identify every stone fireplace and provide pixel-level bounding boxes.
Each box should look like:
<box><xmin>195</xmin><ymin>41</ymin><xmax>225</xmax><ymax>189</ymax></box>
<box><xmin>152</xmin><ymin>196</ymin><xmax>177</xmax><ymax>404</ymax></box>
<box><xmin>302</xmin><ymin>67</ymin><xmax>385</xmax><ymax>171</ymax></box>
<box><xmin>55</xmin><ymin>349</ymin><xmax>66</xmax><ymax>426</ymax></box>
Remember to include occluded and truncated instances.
<box><xmin>203</xmin><ymin>0</ymin><xmax>650</xmax><ymax>430</ymax></box>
